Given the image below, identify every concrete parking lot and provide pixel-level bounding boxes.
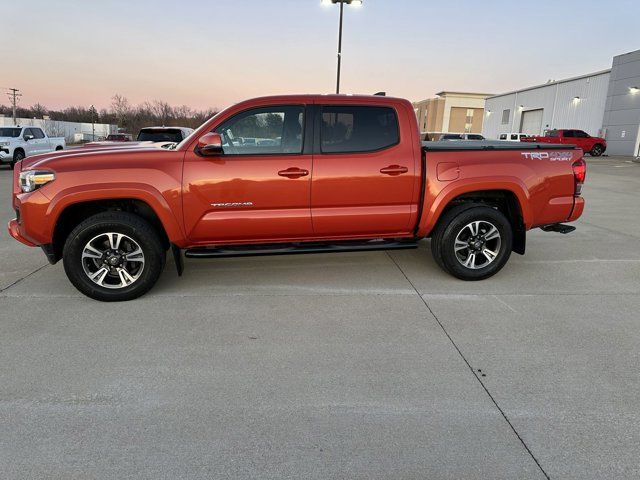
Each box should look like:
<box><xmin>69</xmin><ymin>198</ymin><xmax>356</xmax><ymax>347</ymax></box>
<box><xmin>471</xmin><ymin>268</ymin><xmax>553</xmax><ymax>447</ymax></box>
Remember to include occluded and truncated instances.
<box><xmin>0</xmin><ymin>157</ymin><xmax>638</xmax><ymax>479</ymax></box>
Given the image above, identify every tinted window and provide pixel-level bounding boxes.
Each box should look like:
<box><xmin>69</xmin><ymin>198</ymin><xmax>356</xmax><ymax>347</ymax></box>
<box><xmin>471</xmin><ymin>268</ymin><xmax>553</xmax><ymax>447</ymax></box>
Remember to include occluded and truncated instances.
<box><xmin>32</xmin><ymin>128</ymin><xmax>45</xmax><ymax>139</ymax></box>
<box><xmin>215</xmin><ymin>105</ymin><xmax>304</xmax><ymax>155</ymax></box>
<box><xmin>137</xmin><ymin>129</ymin><xmax>184</xmax><ymax>143</ymax></box>
<box><xmin>563</xmin><ymin>130</ymin><xmax>575</xmax><ymax>138</ymax></box>
<box><xmin>320</xmin><ymin>106</ymin><xmax>398</xmax><ymax>153</ymax></box>
<box><xmin>511</xmin><ymin>134</ymin><xmax>519</xmax><ymax>140</ymax></box>
<box><xmin>23</xmin><ymin>128</ymin><xmax>34</xmax><ymax>139</ymax></box>
<box><xmin>499</xmin><ymin>134</ymin><xmax>507</xmax><ymax>140</ymax></box>
<box><xmin>574</xmin><ymin>130</ymin><xmax>589</xmax><ymax>138</ymax></box>
<box><xmin>467</xmin><ymin>134</ymin><xmax>484</xmax><ymax>140</ymax></box>
<box><xmin>0</xmin><ymin>128</ymin><xmax>21</xmax><ymax>137</ymax></box>
<box><xmin>441</xmin><ymin>134</ymin><xmax>463</xmax><ymax>140</ymax></box>
<box><xmin>545</xmin><ymin>130</ymin><xmax>559</xmax><ymax>137</ymax></box>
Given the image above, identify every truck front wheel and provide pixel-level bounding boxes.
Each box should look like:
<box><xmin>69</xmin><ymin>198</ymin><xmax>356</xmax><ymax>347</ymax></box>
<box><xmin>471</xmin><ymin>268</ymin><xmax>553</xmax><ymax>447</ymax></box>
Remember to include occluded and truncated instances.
<box><xmin>62</xmin><ymin>212</ymin><xmax>166</xmax><ymax>301</ymax></box>
<box><xmin>431</xmin><ymin>205</ymin><xmax>513</xmax><ymax>281</ymax></box>
<box><xmin>10</xmin><ymin>150</ymin><xmax>25</xmax><ymax>169</ymax></box>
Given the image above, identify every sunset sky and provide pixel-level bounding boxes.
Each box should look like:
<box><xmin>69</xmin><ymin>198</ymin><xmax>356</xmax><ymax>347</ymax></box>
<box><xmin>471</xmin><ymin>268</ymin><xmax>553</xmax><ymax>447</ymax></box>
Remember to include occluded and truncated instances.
<box><xmin>3</xmin><ymin>0</ymin><xmax>638</xmax><ymax>112</ymax></box>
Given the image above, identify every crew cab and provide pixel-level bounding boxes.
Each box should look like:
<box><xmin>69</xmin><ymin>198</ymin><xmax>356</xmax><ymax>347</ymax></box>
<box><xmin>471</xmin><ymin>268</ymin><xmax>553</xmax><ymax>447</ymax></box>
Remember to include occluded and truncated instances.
<box><xmin>522</xmin><ymin>129</ymin><xmax>606</xmax><ymax>156</ymax></box>
<box><xmin>8</xmin><ymin>95</ymin><xmax>586</xmax><ymax>301</ymax></box>
<box><xmin>0</xmin><ymin>126</ymin><xmax>65</xmax><ymax>169</ymax></box>
<box><xmin>105</xmin><ymin>133</ymin><xmax>133</xmax><ymax>142</ymax></box>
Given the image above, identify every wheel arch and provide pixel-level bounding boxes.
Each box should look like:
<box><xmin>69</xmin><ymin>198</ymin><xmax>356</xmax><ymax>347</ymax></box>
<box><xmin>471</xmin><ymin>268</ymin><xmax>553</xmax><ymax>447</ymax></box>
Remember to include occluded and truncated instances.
<box><xmin>47</xmin><ymin>188</ymin><xmax>185</xmax><ymax>263</ymax></box>
<box><xmin>421</xmin><ymin>182</ymin><xmax>529</xmax><ymax>255</ymax></box>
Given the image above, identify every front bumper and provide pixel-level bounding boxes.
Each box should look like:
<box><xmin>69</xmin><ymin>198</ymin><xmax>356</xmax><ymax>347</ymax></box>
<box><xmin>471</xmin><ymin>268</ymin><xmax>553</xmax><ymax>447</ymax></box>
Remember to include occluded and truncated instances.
<box><xmin>0</xmin><ymin>149</ymin><xmax>11</xmax><ymax>162</ymax></box>
<box><xmin>8</xmin><ymin>218</ymin><xmax>36</xmax><ymax>247</ymax></box>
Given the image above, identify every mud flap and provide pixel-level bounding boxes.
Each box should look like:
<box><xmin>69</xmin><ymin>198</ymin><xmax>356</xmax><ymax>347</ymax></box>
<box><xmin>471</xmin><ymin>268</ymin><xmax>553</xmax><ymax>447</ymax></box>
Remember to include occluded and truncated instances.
<box><xmin>171</xmin><ymin>244</ymin><xmax>184</xmax><ymax>276</ymax></box>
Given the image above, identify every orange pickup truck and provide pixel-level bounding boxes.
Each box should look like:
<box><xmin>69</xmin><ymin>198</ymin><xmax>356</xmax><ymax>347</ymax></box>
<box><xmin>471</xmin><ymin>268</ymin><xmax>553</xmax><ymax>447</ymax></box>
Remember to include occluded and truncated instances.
<box><xmin>9</xmin><ymin>94</ymin><xmax>586</xmax><ymax>301</ymax></box>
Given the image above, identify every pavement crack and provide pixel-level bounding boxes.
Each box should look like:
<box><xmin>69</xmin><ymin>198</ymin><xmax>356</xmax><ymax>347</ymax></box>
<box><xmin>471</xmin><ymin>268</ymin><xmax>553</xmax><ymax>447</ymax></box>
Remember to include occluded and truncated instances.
<box><xmin>385</xmin><ymin>251</ymin><xmax>551</xmax><ymax>480</ymax></box>
<box><xmin>0</xmin><ymin>263</ymin><xmax>49</xmax><ymax>293</ymax></box>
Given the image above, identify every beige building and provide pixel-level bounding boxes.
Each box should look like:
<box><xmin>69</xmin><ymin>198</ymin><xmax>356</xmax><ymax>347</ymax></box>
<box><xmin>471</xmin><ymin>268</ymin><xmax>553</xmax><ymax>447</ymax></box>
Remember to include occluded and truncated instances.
<box><xmin>413</xmin><ymin>91</ymin><xmax>492</xmax><ymax>138</ymax></box>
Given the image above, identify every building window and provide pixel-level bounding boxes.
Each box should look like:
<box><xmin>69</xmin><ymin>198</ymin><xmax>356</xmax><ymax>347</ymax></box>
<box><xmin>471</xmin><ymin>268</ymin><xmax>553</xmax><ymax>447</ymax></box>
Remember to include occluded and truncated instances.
<box><xmin>501</xmin><ymin>109</ymin><xmax>510</xmax><ymax>125</ymax></box>
<box><xmin>465</xmin><ymin>109</ymin><xmax>474</xmax><ymax>133</ymax></box>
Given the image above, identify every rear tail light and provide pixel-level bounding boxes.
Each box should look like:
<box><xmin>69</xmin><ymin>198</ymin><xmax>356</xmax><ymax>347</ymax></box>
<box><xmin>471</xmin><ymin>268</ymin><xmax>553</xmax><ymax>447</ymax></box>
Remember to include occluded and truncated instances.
<box><xmin>572</xmin><ymin>157</ymin><xmax>586</xmax><ymax>195</ymax></box>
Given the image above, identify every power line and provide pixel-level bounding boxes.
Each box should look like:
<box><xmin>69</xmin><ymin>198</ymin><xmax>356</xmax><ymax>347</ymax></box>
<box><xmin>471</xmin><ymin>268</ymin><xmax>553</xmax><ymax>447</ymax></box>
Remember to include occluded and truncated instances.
<box><xmin>7</xmin><ymin>88</ymin><xmax>22</xmax><ymax>125</ymax></box>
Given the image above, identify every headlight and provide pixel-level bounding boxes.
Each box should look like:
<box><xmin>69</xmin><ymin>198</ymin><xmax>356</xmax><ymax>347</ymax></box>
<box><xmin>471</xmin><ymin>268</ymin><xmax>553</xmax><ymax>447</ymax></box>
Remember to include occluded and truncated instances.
<box><xmin>19</xmin><ymin>170</ymin><xmax>56</xmax><ymax>193</ymax></box>
<box><xmin>0</xmin><ymin>141</ymin><xmax>10</xmax><ymax>146</ymax></box>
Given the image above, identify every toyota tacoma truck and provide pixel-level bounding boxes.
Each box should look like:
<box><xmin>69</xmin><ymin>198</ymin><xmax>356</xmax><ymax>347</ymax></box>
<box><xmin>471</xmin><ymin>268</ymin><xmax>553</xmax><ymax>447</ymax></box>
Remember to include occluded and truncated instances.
<box><xmin>522</xmin><ymin>129</ymin><xmax>606</xmax><ymax>157</ymax></box>
<box><xmin>0</xmin><ymin>126</ymin><xmax>65</xmax><ymax>169</ymax></box>
<box><xmin>8</xmin><ymin>95</ymin><xmax>586</xmax><ymax>301</ymax></box>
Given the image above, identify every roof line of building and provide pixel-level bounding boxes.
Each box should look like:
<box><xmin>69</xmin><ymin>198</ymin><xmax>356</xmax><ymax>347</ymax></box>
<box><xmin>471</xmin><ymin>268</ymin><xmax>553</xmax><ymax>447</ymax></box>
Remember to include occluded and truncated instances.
<box><xmin>487</xmin><ymin>69</ymin><xmax>612</xmax><ymax>99</ymax></box>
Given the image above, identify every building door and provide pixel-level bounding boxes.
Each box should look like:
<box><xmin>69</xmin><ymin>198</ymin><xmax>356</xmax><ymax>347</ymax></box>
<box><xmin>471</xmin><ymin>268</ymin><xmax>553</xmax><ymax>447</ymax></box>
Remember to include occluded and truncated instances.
<box><xmin>520</xmin><ymin>109</ymin><xmax>544</xmax><ymax>135</ymax></box>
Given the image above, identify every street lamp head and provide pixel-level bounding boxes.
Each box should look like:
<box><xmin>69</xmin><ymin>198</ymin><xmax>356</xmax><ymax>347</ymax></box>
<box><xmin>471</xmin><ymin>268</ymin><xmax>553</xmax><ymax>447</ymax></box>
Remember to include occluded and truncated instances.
<box><xmin>322</xmin><ymin>0</ymin><xmax>363</xmax><ymax>5</ymax></box>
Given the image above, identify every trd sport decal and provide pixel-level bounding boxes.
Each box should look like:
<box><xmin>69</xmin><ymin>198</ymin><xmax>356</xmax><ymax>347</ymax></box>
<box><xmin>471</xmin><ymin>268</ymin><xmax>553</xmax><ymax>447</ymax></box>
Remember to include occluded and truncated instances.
<box><xmin>521</xmin><ymin>151</ymin><xmax>573</xmax><ymax>162</ymax></box>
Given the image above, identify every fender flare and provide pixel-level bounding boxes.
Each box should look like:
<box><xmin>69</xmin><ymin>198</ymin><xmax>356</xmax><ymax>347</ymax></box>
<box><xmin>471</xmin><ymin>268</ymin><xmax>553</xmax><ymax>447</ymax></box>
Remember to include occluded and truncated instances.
<box><xmin>45</xmin><ymin>183</ymin><xmax>187</xmax><ymax>245</ymax></box>
<box><xmin>417</xmin><ymin>177</ymin><xmax>532</xmax><ymax>237</ymax></box>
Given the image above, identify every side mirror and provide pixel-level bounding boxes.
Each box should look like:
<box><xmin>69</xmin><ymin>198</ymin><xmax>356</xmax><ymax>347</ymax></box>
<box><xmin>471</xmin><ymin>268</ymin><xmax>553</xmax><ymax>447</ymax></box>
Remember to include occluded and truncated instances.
<box><xmin>24</xmin><ymin>134</ymin><xmax>34</xmax><ymax>141</ymax></box>
<box><xmin>197</xmin><ymin>132</ymin><xmax>224</xmax><ymax>156</ymax></box>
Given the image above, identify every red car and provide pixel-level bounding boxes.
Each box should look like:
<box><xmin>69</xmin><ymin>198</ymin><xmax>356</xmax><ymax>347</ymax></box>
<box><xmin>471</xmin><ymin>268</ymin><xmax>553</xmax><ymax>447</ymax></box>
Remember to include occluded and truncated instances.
<box><xmin>104</xmin><ymin>133</ymin><xmax>133</xmax><ymax>142</ymax></box>
<box><xmin>522</xmin><ymin>129</ymin><xmax>606</xmax><ymax>157</ymax></box>
<box><xmin>9</xmin><ymin>94</ymin><xmax>586</xmax><ymax>301</ymax></box>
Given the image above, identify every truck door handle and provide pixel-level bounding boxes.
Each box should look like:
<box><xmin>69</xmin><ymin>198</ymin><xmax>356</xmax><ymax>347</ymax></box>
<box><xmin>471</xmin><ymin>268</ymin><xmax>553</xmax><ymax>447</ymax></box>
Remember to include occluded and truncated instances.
<box><xmin>278</xmin><ymin>167</ymin><xmax>309</xmax><ymax>179</ymax></box>
<box><xmin>380</xmin><ymin>165</ymin><xmax>408</xmax><ymax>176</ymax></box>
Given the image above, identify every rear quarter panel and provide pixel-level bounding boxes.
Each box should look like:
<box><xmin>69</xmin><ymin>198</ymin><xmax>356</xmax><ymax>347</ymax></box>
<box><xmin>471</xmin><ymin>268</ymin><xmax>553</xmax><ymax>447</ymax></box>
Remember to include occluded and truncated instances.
<box><xmin>418</xmin><ymin>148</ymin><xmax>582</xmax><ymax>236</ymax></box>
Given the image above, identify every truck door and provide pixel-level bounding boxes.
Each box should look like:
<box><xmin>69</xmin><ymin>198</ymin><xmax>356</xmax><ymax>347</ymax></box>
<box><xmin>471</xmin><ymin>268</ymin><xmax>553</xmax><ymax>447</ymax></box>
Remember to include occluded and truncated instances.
<box><xmin>22</xmin><ymin>129</ymin><xmax>38</xmax><ymax>156</ymax></box>
<box><xmin>31</xmin><ymin>128</ymin><xmax>48</xmax><ymax>154</ymax></box>
<box><xmin>311</xmin><ymin>104</ymin><xmax>417</xmax><ymax>236</ymax></box>
<box><xmin>182</xmin><ymin>104</ymin><xmax>314</xmax><ymax>243</ymax></box>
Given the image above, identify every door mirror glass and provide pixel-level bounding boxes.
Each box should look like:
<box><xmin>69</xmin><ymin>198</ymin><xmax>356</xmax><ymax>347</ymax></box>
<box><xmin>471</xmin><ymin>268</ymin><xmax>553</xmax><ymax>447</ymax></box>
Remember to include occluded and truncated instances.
<box><xmin>197</xmin><ymin>132</ymin><xmax>224</xmax><ymax>156</ymax></box>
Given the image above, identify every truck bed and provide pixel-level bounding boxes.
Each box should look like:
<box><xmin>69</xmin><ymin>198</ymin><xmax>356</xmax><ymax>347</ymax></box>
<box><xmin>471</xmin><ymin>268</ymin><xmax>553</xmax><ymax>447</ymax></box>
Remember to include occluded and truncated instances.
<box><xmin>422</xmin><ymin>140</ymin><xmax>575</xmax><ymax>151</ymax></box>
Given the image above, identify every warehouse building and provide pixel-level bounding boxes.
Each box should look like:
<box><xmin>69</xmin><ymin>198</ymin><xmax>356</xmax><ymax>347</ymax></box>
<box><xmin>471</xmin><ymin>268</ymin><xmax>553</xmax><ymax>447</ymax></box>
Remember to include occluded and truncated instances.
<box><xmin>483</xmin><ymin>48</ymin><xmax>640</xmax><ymax>156</ymax></box>
<box><xmin>413</xmin><ymin>91</ymin><xmax>492</xmax><ymax>140</ymax></box>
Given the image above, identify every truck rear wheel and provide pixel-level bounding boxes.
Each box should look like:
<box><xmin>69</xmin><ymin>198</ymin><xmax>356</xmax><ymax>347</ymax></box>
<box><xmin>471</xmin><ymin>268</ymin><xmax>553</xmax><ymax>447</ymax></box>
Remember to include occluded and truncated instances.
<box><xmin>62</xmin><ymin>212</ymin><xmax>166</xmax><ymax>301</ymax></box>
<box><xmin>590</xmin><ymin>144</ymin><xmax>604</xmax><ymax>157</ymax></box>
<box><xmin>431</xmin><ymin>205</ymin><xmax>512</xmax><ymax>281</ymax></box>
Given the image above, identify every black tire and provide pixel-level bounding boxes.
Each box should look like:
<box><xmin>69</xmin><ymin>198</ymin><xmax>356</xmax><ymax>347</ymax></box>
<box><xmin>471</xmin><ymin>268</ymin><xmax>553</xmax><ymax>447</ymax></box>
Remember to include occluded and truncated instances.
<box><xmin>11</xmin><ymin>149</ymin><xmax>25</xmax><ymax>169</ymax></box>
<box><xmin>63</xmin><ymin>212</ymin><xmax>166</xmax><ymax>301</ymax></box>
<box><xmin>590</xmin><ymin>144</ymin><xmax>604</xmax><ymax>157</ymax></box>
<box><xmin>55</xmin><ymin>146</ymin><xmax>63</xmax><ymax>151</ymax></box>
<box><xmin>431</xmin><ymin>205</ymin><xmax>512</xmax><ymax>281</ymax></box>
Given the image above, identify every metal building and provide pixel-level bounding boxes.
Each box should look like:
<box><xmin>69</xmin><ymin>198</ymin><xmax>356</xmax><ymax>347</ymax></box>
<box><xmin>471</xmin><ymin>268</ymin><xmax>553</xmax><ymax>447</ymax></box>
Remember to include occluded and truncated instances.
<box><xmin>482</xmin><ymin>70</ymin><xmax>611</xmax><ymax>139</ymax></box>
<box><xmin>482</xmin><ymin>48</ymin><xmax>640</xmax><ymax>156</ymax></box>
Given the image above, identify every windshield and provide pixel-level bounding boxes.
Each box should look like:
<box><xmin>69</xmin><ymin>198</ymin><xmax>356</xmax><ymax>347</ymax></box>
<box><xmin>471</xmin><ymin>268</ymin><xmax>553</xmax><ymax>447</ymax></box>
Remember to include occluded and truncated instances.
<box><xmin>0</xmin><ymin>128</ymin><xmax>21</xmax><ymax>138</ymax></box>
<box><xmin>136</xmin><ymin>129</ymin><xmax>184</xmax><ymax>143</ymax></box>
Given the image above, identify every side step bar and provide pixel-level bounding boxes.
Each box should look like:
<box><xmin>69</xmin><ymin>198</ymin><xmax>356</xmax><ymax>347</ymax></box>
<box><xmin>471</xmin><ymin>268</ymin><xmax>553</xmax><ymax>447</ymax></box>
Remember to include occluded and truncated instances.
<box><xmin>185</xmin><ymin>240</ymin><xmax>418</xmax><ymax>259</ymax></box>
<box><xmin>540</xmin><ymin>223</ymin><xmax>576</xmax><ymax>234</ymax></box>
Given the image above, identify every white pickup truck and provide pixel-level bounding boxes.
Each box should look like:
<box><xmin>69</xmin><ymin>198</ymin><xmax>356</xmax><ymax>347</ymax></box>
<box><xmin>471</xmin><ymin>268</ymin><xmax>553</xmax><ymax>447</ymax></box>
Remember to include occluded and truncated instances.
<box><xmin>0</xmin><ymin>126</ymin><xmax>66</xmax><ymax>169</ymax></box>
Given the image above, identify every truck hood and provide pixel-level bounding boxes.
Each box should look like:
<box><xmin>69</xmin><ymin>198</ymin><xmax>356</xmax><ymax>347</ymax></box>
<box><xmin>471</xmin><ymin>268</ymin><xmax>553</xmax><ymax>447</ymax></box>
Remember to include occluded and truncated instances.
<box><xmin>20</xmin><ymin>143</ymin><xmax>173</xmax><ymax>171</ymax></box>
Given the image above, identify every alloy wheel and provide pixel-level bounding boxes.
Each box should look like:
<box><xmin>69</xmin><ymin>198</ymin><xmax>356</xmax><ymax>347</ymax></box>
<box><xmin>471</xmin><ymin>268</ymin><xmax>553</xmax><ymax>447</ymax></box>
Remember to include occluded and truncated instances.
<box><xmin>81</xmin><ymin>232</ymin><xmax>145</xmax><ymax>289</ymax></box>
<box><xmin>453</xmin><ymin>220</ymin><xmax>502</xmax><ymax>270</ymax></box>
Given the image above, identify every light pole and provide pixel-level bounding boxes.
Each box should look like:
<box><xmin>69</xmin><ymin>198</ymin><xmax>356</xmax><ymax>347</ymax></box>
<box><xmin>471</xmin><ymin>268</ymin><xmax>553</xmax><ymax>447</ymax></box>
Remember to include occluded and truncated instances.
<box><xmin>322</xmin><ymin>0</ymin><xmax>363</xmax><ymax>94</ymax></box>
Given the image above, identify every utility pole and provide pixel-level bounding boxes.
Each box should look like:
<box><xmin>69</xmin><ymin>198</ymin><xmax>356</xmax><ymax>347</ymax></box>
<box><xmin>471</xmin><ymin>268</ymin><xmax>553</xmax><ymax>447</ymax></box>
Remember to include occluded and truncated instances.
<box><xmin>7</xmin><ymin>88</ymin><xmax>22</xmax><ymax>125</ymax></box>
<box><xmin>89</xmin><ymin>104</ymin><xmax>97</xmax><ymax>140</ymax></box>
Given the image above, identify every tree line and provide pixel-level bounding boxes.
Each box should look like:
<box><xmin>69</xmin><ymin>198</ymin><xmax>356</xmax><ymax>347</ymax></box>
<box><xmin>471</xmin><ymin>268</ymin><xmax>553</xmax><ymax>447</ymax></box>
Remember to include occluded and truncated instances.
<box><xmin>0</xmin><ymin>94</ymin><xmax>218</xmax><ymax>136</ymax></box>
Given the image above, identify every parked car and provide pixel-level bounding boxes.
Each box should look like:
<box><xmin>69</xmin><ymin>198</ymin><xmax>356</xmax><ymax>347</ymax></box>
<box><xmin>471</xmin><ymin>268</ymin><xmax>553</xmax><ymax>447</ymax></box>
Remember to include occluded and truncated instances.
<box><xmin>499</xmin><ymin>133</ymin><xmax>530</xmax><ymax>142</ymax></box>
<box><xmin>9</xmin><ymin>94</ymin><xmax>586</xmax><ymax>301</ymax></box>
<box><xmin>0</xmin><ymin>126</ymin><xmax>65</xmax><ymax>169</ymax></box>
<box><xmin>136</xmin><ymin>127</ymin><xmax>194</xmax><ymax>143</ymax></box>
<box><xmin>522</xmin><ymin>129</ymin><xmax>606</xmax><ymax>156</ymax></box>
<box><xmin>105</xmin><ymin>133</ymin><xmax>133</xmax><ymax>142</ymax></box>
<box><xmin>440</xmin><ymin>133</ymin><xmax>485</xmax><ymax>141</ymax></box>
